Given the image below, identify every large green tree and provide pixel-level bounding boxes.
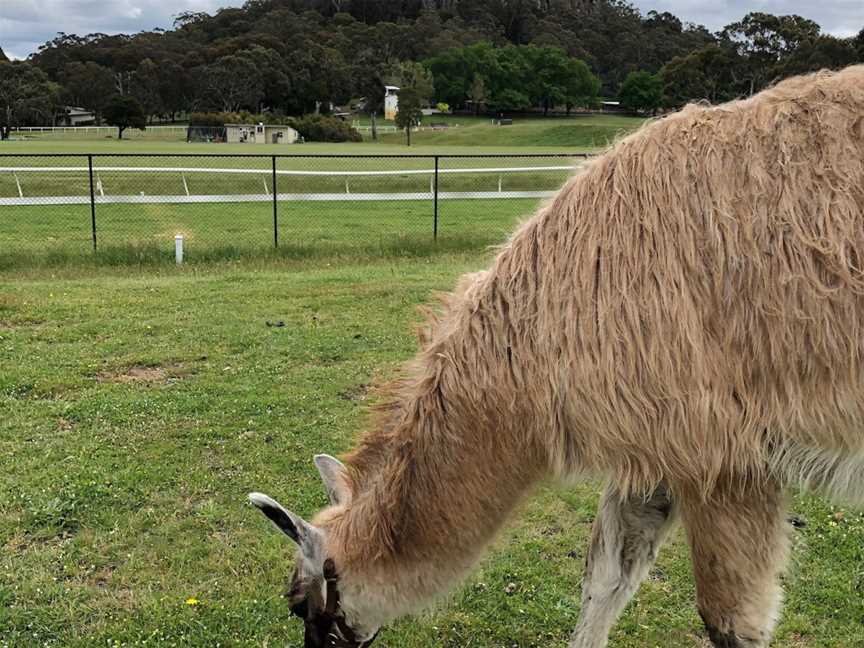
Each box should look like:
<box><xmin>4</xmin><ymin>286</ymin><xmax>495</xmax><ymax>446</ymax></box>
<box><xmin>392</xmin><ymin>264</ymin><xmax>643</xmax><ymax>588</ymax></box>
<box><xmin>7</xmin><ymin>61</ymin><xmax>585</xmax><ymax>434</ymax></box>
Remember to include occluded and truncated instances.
<box><xmin>562</xmin><ymin>56</ymin><xmax>601</xmax><ymax>113</ymax></box>
<box><xmin>381</xmin><ymin>61</ymin><xmax>438</xmax><ymax>139</ymax></box>
<box><xmin>427</xmin><ymin>42</ymin><xmax>598</xmax><ymax>113</ymax></box>
<box><xmin>158</xmin><ymin>62</ymin><xmax>195</xmax><ymax>120</ymax></box>
<box><xmin>427</xmin><ymin>42</ymin><xmax>500</xmax><ymax>108</ymax></box>
<box><xmin>660</xmin><ymin>44</ymin><xmax>742</xmax><ymax>109</ymax></box>
<box><xmin>394</xmin><ymin>88</ymin><xmax>423</xmax><ymax>146</ymax></box>
<box><xmin>523</xmin><ymin>46</ymin><xmax>570</xmax><ymax>115</ymax></box>
<box><xmin>395</xmin><ymin>61</ymin><xmax>435</xmax><ymax>105</ymax></box>
<box><xmin>203</xmin><ymin>51</ymin><xmax>264</xmax><ymax>112</ymax></box>
<box><xmin>0</xmin><ymin>62</ymin><xmax>60</xmax><ymax>139</ymax></box>
<box><xmin>61</xmin><ymin>62</ymin><xmax>116</xmax><ymax>122</ymax></box>
<box><xmin>720</xmin><ymin>13</ymin><xmax>821</xmax><ymax>94</ymax></box>
<box><xmin>103</xmin><ymin>95</ymin><xmax>147</xmax><ymax>139</ymax></box>
<box><xmin>777</xmin><ymin>35</ymin><xmax>858</xmax><ymax>78</ymax></box>
<box><xmin>132</xmin><ymin>58</ymin><xmax>164</xmax><ymax>121</ymax></box>
<box><xmin>618</xmin><ymin>70</ymin><xmax>663</xmax><ymax>114</ymax></box>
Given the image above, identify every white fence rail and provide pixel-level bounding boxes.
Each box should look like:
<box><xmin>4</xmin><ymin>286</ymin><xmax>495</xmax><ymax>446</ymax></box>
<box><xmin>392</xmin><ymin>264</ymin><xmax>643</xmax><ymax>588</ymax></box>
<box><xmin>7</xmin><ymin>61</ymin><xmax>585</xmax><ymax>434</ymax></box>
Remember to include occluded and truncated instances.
<box><xmin>0</xmin><ymin>164</ymin><xmax>575</xmax><ymax>176</ymax></box>
<box><xmin>11</xmin><ymin>126</ymin><xmax>188</xmax><ymax>138</ymax></box>
<box><xmin>0</xmin><ymin>191</ymin><xmax>558</xmax><ymax>207</ymax></box>
<box><xmin>0</xmin><ymin>163</ymin><xmax>582</xmax><ymax>206</ymax></box>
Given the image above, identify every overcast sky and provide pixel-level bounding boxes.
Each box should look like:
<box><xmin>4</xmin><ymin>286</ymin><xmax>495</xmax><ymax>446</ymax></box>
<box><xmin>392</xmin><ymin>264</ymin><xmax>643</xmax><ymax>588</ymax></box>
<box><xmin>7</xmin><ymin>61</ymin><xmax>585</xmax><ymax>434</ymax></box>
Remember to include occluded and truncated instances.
<box><xmin>1</xmin><ymin>1</ymin><xmax>862</xmax><ymax>60</ymax></box>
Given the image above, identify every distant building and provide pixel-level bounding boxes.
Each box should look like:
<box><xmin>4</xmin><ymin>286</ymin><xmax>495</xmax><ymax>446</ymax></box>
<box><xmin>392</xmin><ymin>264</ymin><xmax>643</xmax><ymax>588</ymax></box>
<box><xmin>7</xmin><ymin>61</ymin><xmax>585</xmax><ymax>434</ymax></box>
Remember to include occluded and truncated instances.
<box><xmin>384</xmin><ymin>86</ymin><xmax>400</xmax><ymax>121</ymax></box>
<box><xmin>63</xmin><ymin>106</ymin><xmax>96</xmax><ymax>126</ymax></box>
<box><xmin>225</xmin><ymin>123</ymin><xmax>299</xmax><ymax>145</ymax></box>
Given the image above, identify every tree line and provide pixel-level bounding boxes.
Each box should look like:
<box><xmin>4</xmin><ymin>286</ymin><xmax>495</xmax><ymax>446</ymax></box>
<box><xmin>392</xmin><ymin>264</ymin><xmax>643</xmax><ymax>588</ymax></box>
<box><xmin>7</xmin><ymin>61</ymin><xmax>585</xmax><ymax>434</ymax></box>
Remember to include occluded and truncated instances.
<box><xmin>1</xmin><ymin>0</ymin><xmax>863</xmax><ymax>138</ymax></box>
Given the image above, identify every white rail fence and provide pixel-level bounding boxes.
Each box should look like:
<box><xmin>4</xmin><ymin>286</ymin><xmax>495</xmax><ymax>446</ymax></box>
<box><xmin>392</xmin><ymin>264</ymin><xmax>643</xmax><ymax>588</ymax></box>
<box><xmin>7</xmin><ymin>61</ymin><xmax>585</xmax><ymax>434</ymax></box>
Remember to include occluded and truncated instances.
<box><xmin>0</xmin><ymin>163</ymin><xmax>584</xmax><ymax>207</ymax></box>
<box><xmin>12</xmin><ymin>124</ymin><xmax>455</xmax><ymax>138</ymax></box>
<box><xmin>11</xmin><ymin>126</ymin><xmax>188</xmax><ymax>138</ymax></box>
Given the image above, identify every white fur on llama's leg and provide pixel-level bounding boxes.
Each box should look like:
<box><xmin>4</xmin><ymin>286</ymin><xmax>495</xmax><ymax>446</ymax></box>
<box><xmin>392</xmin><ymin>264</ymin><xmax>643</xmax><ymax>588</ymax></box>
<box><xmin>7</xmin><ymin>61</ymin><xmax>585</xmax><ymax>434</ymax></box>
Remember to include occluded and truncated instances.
<box><xmin>570</xmin><ymin>484</ymin><xmax>676</xmax><ymax>648</ymax></box>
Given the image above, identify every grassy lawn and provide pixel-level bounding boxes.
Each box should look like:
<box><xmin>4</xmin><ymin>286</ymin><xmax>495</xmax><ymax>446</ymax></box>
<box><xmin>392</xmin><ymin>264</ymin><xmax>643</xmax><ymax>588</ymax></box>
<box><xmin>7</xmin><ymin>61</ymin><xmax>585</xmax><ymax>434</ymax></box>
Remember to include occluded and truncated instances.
<box><xmin>2</xmin><ymin>254</ymin><xmax>864</xmax><ymax>647</ymax></box>
<box><xmin>1</xmin><ymin>113</ymin><xmax>646</xmax><ymax>155</ymax></box>
<box><xmin>0</xmin><ymin>199</ymin><xmax>540</xmax><ymax>269</ymax></box>
<box><xmin>3</xmin><ymin>113</ymin><xmax>863</xmax><ymax>646</ymax></box>
<box><xmin>374</xmin><ymin>114</ymin><xmax>647</xmax><ymax>149</ymax></box>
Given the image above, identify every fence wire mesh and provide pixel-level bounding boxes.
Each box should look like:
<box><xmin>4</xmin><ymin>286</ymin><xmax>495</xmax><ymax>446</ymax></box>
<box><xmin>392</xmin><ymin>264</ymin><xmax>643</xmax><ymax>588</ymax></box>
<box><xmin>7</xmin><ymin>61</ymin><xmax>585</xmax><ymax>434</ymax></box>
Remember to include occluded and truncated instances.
<box><xmin>0</xmin><ymin>153</ymin><xmax>591</xmax><ymax>265</ymax></box>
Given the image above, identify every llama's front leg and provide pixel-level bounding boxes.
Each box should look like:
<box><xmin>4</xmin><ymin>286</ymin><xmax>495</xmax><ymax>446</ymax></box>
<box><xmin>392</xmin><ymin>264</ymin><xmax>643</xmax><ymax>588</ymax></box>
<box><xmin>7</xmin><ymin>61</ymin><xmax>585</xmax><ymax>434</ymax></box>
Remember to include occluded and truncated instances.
<box><xmin>569</xmin><ymin>482</ymin><xmax>676</xmax><ymax>648</ymax></box>
<box><xmin>681</xmin><ymin>481</ymin><xmax>790</xmax><ymax>648</ymax></box>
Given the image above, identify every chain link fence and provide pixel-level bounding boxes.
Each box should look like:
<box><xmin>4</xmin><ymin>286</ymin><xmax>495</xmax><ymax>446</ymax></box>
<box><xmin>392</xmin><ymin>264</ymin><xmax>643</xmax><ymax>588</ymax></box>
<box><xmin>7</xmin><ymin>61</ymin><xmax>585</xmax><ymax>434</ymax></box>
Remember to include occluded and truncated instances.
<box><xmin>0</xmin><ymin>153</ymin><xmax>592</xmax><ymax>266</ymax></box>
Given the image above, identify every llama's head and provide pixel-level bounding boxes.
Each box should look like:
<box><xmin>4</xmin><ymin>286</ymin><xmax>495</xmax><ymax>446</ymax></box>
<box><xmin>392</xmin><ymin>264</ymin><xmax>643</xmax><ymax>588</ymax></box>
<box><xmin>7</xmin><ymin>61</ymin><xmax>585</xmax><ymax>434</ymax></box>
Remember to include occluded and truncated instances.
<box><xmin>249</xmin><ymin>455</ymin><xmax>381</xmax><ymax>648</ymax></box>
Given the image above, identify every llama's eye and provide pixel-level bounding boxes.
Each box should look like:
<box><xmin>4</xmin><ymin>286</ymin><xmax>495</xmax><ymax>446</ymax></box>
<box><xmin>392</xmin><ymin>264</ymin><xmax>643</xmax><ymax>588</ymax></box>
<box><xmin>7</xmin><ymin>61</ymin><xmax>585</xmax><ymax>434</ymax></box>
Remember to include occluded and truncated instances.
<box><xmin>290</xmin><ymin>599</ymin><xmax>309</xmax><ymax>619</ymax></box>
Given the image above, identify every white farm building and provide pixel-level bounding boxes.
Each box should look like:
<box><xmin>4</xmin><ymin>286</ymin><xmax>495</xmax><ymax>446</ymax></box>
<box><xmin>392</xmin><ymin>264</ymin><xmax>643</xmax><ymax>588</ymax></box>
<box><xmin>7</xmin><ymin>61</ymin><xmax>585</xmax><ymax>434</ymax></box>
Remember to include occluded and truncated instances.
<box><xmin>225</xmin><ymin>123</ymin><xmax>299</xmax><ymax>145</ymax></box>
<box><xmin>63</xmin><ymin>106</ymin><xmax>96</xmax><ymax>126</ymax></box>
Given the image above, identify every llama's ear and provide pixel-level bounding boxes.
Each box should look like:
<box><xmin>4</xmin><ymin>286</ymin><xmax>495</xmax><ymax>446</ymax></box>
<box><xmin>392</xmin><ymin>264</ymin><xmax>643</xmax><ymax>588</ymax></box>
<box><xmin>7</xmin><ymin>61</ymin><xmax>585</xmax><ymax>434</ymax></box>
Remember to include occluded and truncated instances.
<box><xmin>248</xmin><ymin>492</ymin><xmax>318</xmax><ymax>548</ymax></box>
<box><xmin>314</xmin><ymin>454</ymin><xmax>351</xmax><ymax>506</ymax></box>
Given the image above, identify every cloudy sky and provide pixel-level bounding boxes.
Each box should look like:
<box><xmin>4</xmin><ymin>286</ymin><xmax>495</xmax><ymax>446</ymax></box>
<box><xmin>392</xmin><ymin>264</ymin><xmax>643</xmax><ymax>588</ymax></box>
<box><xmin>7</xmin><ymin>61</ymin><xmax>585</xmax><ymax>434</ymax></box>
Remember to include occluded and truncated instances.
<box><xmin>1</xmin><ymin>1</ymin><xmax>862</xmax><ymax>60</ymax></box>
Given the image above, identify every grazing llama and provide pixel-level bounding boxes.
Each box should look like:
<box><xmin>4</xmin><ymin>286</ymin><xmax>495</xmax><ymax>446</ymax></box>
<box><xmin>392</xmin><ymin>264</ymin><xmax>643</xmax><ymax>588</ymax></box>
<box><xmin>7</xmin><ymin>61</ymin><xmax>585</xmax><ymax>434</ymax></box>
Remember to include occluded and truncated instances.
<box><xmin>250</xmin><ymin>65</ymin><xmax>864</xmax><ymax>647</ymax></box>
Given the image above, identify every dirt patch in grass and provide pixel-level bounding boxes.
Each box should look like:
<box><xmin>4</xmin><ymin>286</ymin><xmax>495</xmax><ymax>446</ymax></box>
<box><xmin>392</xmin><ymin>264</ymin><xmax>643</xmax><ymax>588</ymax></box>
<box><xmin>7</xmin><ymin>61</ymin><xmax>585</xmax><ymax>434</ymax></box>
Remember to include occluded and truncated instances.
<box><xmin>339</xmin><ymin>383</ymin><xmax>369</xmax><ymax>401</ymax></box>
<box><xmin>88</xmin><ymin>564</ymin><xmax>117</xmax><ymax>590</ymax></box>
<box><xmin>0</xmin><ymin>317</ymin><xmax>45</xmax><ymax>330</ymax></box>
<box><xmin>97</xmin><ymin>363</ymin><xmax>190</xmax><ymax>384</ymax></box>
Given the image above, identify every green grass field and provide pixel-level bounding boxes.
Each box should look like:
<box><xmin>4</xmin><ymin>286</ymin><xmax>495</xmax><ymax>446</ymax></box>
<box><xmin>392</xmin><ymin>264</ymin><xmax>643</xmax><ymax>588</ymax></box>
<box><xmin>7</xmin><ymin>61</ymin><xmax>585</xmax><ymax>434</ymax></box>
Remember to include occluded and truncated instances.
<box><xmin>2</xmin><ymin>113</ymin><xmax>647</xmax><ymax>154</ymax></box>
<box><xmin>0</xmin><ymin>199</ymin><xmax>538</xmax><ymax>269</ymax></box>
<box><xmin>3</xmin><ymin>114</ymin><xmax>864</xmax><ymax>647</ymax></box>
<box><xmin>2</xmin><ymin>256</ymin><xmax>864</xmax><ymax>647</ymax></box>
<box><xmin>369</xmin><ymin>114</ymin><xmax>646</xmax><ymax>148</ymax></box>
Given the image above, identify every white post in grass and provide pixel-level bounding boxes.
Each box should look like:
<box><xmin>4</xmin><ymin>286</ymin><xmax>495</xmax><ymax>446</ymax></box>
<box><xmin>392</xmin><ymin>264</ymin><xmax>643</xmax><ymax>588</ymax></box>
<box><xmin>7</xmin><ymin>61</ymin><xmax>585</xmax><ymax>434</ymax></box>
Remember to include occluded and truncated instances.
<box><xmin>175</xmin><ymin>235</ymin><xmax>184</xmax><ymax>265</ymax></box>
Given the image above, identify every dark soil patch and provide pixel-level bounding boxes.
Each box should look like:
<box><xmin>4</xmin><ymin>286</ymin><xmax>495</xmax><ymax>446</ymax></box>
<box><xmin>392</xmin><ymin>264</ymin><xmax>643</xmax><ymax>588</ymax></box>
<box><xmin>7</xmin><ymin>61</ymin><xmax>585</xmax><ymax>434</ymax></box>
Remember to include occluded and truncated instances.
<box><xmin>0</xmin><ymin>317</ymin><xmax>45</xmax><ymax>330</ymax></box>
<box><xmin>339</xmin><ymin>383</ymin><xmax>370</xmax><ymax>401</ymax></box>
<box><xmin>97</xmin><ymin>363</ymin><xmax>190</xmax><ymax>385</ymax></box>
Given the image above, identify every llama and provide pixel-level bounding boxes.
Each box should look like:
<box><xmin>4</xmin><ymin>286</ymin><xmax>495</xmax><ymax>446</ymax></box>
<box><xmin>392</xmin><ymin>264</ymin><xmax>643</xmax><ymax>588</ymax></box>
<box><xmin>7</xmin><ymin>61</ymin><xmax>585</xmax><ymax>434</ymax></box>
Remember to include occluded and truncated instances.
<box><xmin>250</xmin><ymin>65</ymin><xmax>864</xmax><ymax>648</ymax></box>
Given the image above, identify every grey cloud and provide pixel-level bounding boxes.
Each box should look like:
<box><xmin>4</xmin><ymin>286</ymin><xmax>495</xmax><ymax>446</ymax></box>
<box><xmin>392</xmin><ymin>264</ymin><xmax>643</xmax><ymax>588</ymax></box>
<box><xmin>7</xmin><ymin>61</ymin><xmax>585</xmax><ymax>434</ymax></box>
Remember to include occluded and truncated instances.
<box><xmin>629</xmin><ymin>1</ymin><xmax>863</xmax><ymax>36</ymax></box>
<box><xmin>0</xmin><ymin>0</ymin><xmax>237</xmax><ymax>59</ymax></box>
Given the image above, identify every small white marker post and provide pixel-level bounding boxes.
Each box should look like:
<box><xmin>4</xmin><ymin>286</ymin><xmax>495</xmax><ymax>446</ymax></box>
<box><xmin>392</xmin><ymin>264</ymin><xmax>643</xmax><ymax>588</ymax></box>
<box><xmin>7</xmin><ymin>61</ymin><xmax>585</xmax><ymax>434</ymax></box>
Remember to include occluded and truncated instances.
<box><xmin>175</xmin><ymin>234</ymin><xmax>184</xmax><ymax>265</ymax></box>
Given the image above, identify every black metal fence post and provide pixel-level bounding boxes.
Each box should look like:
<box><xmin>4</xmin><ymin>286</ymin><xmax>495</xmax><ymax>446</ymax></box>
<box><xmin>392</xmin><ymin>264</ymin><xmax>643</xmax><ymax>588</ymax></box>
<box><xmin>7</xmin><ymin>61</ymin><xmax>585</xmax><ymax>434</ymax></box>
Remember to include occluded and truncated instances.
<box><xmin>272</xmin><ymin>156</ymin><xmax>278</xmax><ymax>248</ymax></box>
<box><xmin>433</xmin><ymin>155</ymin><xmax>439</xmax><ymax>241</ymax></box>
<box><xmin>87</xmin><ymin>154</ymin><xmax>97</xmax><ymax>252</ymax></box>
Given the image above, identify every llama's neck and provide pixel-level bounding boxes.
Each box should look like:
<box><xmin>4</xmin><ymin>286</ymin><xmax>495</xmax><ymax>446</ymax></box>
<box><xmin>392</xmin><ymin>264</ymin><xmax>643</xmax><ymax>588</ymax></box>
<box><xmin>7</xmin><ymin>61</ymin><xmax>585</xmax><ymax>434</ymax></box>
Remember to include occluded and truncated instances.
<box><xmin>331</xmin><ymin>291</ymin><xmax>546</xmax><ymax>618</ymax></box>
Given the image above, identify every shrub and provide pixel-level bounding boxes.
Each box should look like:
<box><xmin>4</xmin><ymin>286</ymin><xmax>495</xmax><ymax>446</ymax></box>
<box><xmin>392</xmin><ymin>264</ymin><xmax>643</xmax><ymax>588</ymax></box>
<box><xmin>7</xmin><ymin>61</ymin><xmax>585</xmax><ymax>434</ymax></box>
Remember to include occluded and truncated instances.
<box><xmin>189</xmin><ymin>112</ymin><xmax>227</xmax><ymax>127</ymax></box>
<box><xmin>190</xmin><ymin>111</ymin><xmax>291</xmax><ymax>126</ymax></box>
<box><xmin>288</xmin><ymin>115</ymin><xmax>362</xmax><ymax>142</ymax></box>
